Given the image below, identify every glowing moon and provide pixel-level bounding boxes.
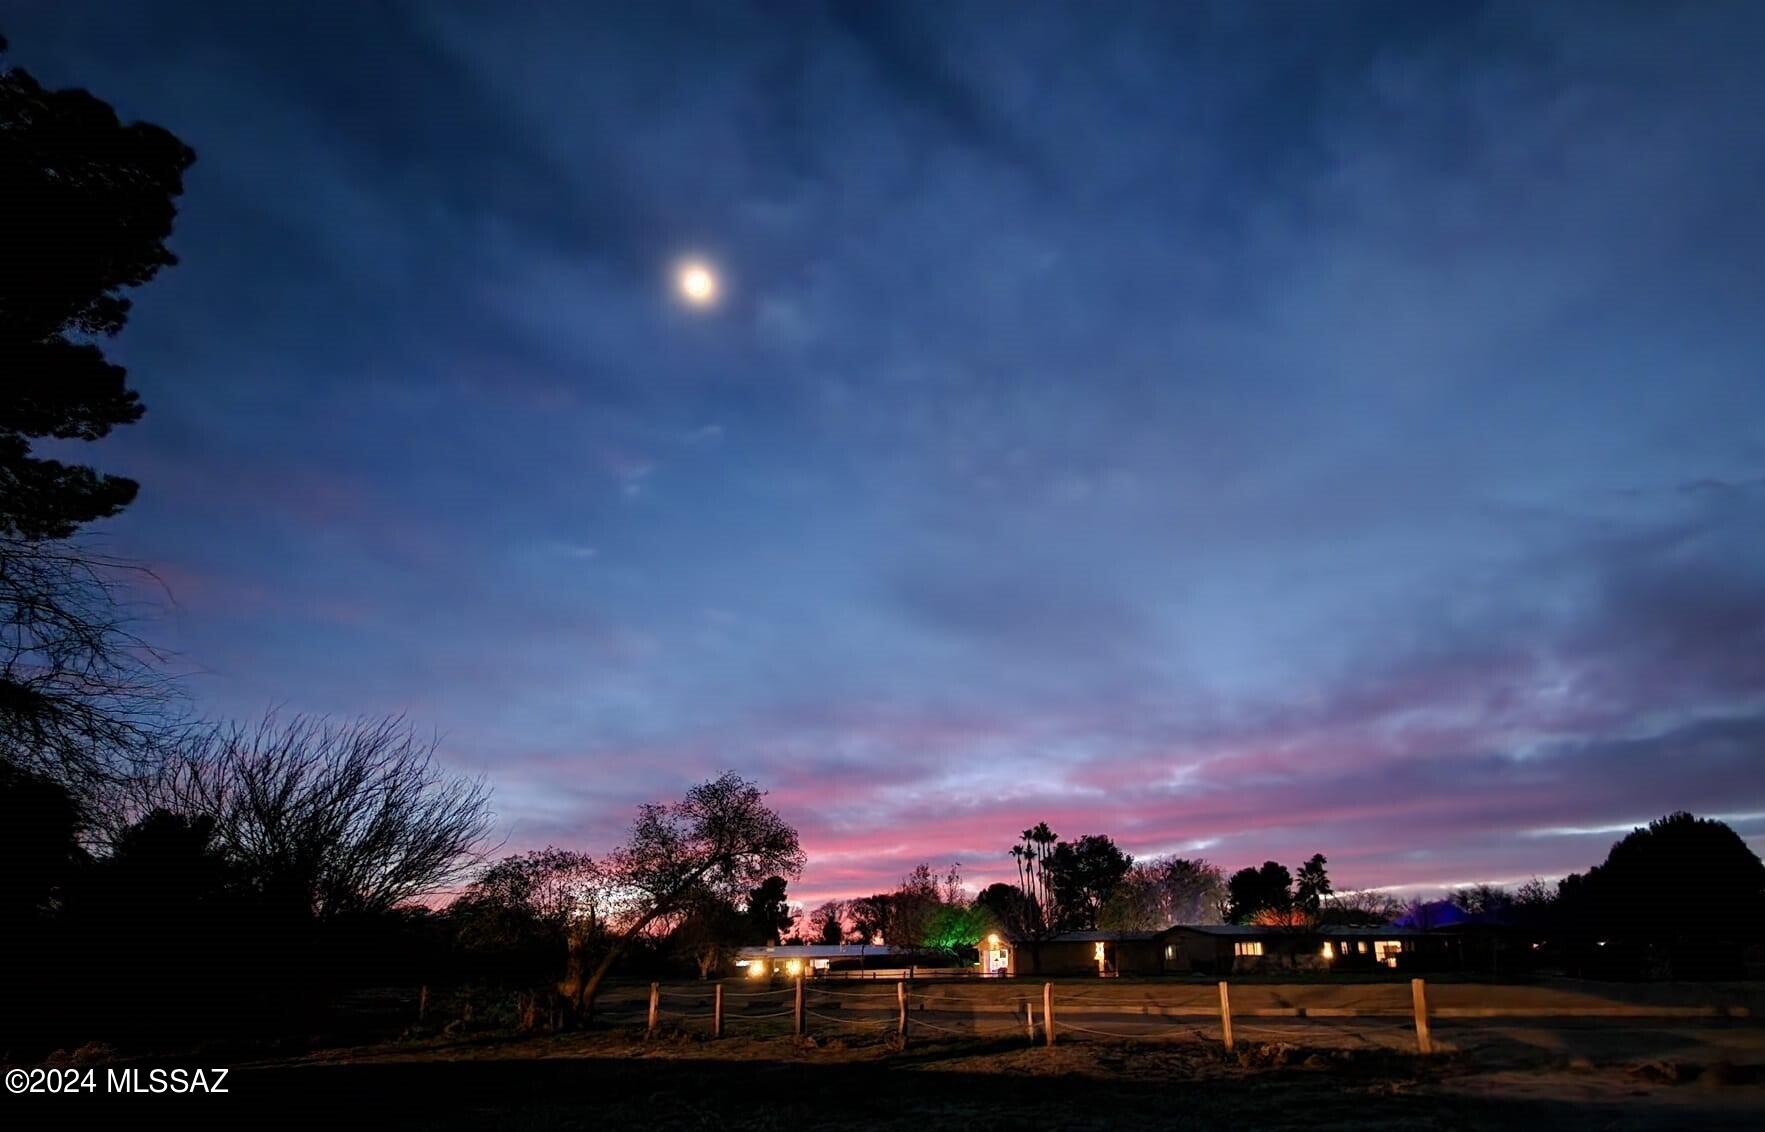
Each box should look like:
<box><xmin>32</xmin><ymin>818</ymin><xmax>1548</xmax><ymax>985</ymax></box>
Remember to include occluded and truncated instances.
<box><xmin>676</xmin><ymin>260</ymin><xmax>719</xmax><ymax>306</ymax></box>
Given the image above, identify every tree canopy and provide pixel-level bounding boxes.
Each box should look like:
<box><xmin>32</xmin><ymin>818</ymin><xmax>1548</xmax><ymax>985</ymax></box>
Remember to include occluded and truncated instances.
<box><xmin>0</xmin><ymin>38</ymin><xmax>195</xmax><ymax>793</ymax></box>
<box><xmin>1047</xmin><ymin>834</ymin><xmax>1133</xmax><ymax>930</ymax></box>
<box><xmin>579</xmin><ymin>773</ymin><xmax>802</xmax><ymax>1005</ymax></box>
<box><xmin>1227</xmin><ymin>860</ymin><xmax>1294</xmax><ymax>924</ymax></box>
<box><xmin>0</xmin><ymin>35</ymin><xmax>194</xmax><ymax>540</ymax></box>
<box><xmin>1563</xmin><ymin>811</ymin><xmax>1765</xmax><ymax>937</ymax></box>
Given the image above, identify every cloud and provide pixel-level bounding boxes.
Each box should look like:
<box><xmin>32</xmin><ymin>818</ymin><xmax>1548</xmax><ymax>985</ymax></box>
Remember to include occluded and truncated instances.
<box><xmin>8</xmin><ymin>1</ymin><xmax>1764</xmax><ymax>904</ymax></box>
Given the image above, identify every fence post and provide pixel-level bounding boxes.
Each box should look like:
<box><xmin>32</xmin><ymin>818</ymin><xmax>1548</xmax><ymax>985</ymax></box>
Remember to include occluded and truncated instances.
<box><xmin>1043</xmin><ymin>981</ymin><xmax>1056</xmax><ymax>1046</ymax></box>
<box><xmin>896</xmin><ymin>978</ymin><xmax>908</xmax><ymax>1043</ymax></box>
<box><xmin>794</xmin><ymin>973</ymin><xmax>805</xmax><ymax>1037</ymax></box>
<box><xmin>1411</xmin><ymin>978</ymin><xmax>1432</xmax><ymax>1055</ymax></box>
<box><xmin>1217</xmin><ymin>980</ymin><xmax>1234</xmax><ymax>1051</ymax></box>
<box><xmin>647</xmin><ymin>981</ymin><xmax>659</xmax><ymax>1037</ymax></box>
<box><xmin>1024</xmin><ymin>1000</ymin><xmax>1035</xmax><ymax>1043</ymax></box>
<box><xmin>713</xmin><ymin>982</ymin><xmax>724</xmax><ymax>1039</ymax></box>
<box><xmin>418</xmin><ymin>985</ymin><xmax>428</xmax><ymax>1022</ymax></box>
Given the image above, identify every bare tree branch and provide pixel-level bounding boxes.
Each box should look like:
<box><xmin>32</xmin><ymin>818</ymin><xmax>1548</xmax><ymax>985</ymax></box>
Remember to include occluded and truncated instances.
<box><xmin>0</xmin><ymin>534</ymin><xmax>186</xmax><ymax>801</ymax></box>
<box><xmin>145</xmin><ymin>713</ymin><xmax>493</xmax><ymax>920</ymax></box>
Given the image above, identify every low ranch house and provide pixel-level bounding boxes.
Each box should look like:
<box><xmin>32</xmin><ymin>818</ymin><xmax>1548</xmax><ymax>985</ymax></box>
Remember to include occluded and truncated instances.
<box><xmin>995</xmin><ymin>930</ymin><xmax>1165</xmax><ymax>976</ymax></box>
<box><xmin>734</xmin><ymin>943</ymin><xmax>907</xmax><ymax>978</ymax></box>
<box><xmin>998</xmin><ymin>924</ymin><xmax>1503</xmax><ymax>976</ymax></box>
<box><xmin>1162</xmin><ymin>925</ymin><xmax>1433</xmax><ymax>974</ymax></box>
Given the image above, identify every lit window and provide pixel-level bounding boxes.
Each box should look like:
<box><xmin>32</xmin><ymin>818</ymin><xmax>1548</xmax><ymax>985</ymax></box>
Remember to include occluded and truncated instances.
<box><xmin>1234</xmin><ymin>940</ymin><xmax>1264</xmax><ymax>957</ymax></box>
<box><xmin>1321</xmin><ymin>941</ymin><xmax>1334</xmax><ymax>960</ymax></box>
<box><xmin>1164</xmin><ymin>945</ymin><xmax>1174</xmax><ymax>959</ymax></box>
<box><xmin>1093</xmin><ymin>942</ymin><xmax>1107</xmax><ymax>961</ymax></box>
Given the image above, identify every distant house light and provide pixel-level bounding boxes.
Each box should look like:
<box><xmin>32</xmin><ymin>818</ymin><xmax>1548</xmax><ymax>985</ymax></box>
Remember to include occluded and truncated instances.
<box><xmin>1234</xmin><ymin>941</ymin><xmax>1264</xmax><ymax>957</ymax></box>
<box><xmin>1321</xmin><ymin>941</ymin><xmax>1334</xmax><ymax>960</ymax></box>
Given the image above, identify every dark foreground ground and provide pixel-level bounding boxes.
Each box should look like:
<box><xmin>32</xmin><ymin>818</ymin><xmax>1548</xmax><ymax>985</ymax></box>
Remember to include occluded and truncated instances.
<box><xmin>11</xmin><ymin>1026</ymin><xmax>1764</xmax><ymax>1131</ymax></box>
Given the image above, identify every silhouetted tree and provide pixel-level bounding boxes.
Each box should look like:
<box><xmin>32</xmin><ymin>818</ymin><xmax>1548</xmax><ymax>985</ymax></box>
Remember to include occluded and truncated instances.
<box><xmin>0</xmin><ymin>35</ymin><xmax>193</xmax><ymax>538</ymax></box>
<box><xmin>848</xmin><ymin>892</ymin><xmax>893</xmax><ymax>944</ymax></box>
<box><xmin>1099</xmin><ymin>856</ymin><xmax>1227</xmax><ymax>929</ymax></box>
<box><xmin>0</xmin><ymin>37</ymin><xmax>195</xmax><ymax>792</ymax></box>
<box><xmin>890</xmin><ymin>863</ymin><xmax>947</xmax><ymax>949</ymax></box>
<box><xmin>847</xmin><ymin>864</ymin><xmax>968</xmax><ymax>951</ymax></box>
<box><xmin>150</xmin><ymin>714</ymin><xmax>493</xmax><ymax>920</ymax></box>
<box><xmin>743</xmin><ymin>875</ymin><xmax>793</xmax><ymax>945</ymax></box>
<box><xmin>0</xmin><ymin>759</ymin><xmax>84</xmax><ymax>921</ymax></box>
<box><xmin>1047</xmin><ymin>834</ymin><xmax>1132</xmax><ymax>930</ymax></box>
<box><xmin>1447</xmin><ymin>883</ymin><xmax>1515</xmax><ymax>919</ymax></box>
<box><xmin>1294</xmin><ymin>853</ymin><xmax>1332</xmax><ymax>915</ymax></box>
<box><xmin>67</xmin><ymin>807</ymin><xmax>266</xmax><ymax>1041</ymax></box>
<box><xmin>974</xmin><ymin>881</ymin><xmax>1030</xmax><ymax>929</ymax></box>
<box><xmin>1098</xmin><ymin>862</ymin><xmax>1166</xmax><ymax>930</ymax></box>
<box><xmin>808</xmin><ymin>900</ymin><xmax>846</xmax><ymax>944</ymax></box>
<box><xmin>1157</xmin><ymin>856</ymin><xmax>1229</xmax><ymax>924</ymax></box>
<box><xmin>1558</xmin><ymin>812</ymin><xmax>1765</xmax><ymax>977</ymax></box>
<box><xmin>1227</xmin><ymin>861</ymin><xmax>1294</xmax><ymax>923</ymax></box>
<box><xmin>452</xmin><ymin>848</ymin><xmax>606</xmax><ymax>990</ymax></box>
<box><xmin>890</xmin><ymin>863</ymin><xmax>990</xmax><ymax>954</ymax></box>
<box><xmin>1319</xmin><ymin>888</ymin><xmax>1402</xmax><ymax>927</ymax></box>
<box><xmin>1010</xmin><ymin>822</ymin><xmax>1059</xmax><ymax>929</ymax></box>
<box><xmin>671</xmin><ymin>887</ymin><xmax>748</xmax><ymax>979</ymax></box>
<box><xmin>578</xmin><ymin>773</ymin><xmax>803</xmax><ymax>1008</ymax></box>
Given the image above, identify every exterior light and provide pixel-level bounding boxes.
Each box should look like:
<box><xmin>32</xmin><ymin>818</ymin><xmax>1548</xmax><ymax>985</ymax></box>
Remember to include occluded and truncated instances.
<box><xmin>786</xmin><ymin>959</ymin><xmax>802</xmax><ymax>975</ymax></box>
<box><xmin>1321</xmin><ymin>942</ymin><xmax>1334</xmax><ymax>960</ymax></box>
<box><xmin>1093</xmin><ymin>942</ymin><xmax>1106</xmax><ymax>961</ymax></box>
<box><xmin>986</xmin><ymin>934</ymin><xmax>1000</xmax><ymax>947</ymax></box>
<box><xmin>748</xmin><ymin>961</ymin><xmax>768</xmax><ymax>978</ymax></box>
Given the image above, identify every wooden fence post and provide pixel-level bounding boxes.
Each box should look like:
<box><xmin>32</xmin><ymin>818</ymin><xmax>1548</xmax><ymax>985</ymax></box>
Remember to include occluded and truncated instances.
<box><xmin>1024</xmin><ymin>1000</ymin><xmax>1036</xmax><ymax>1043</ymax></box>
<box><xmin>794</xmin><ymin>973</ymin><xmax>805</xmax><ymax>1037</ymax></box>
<box><xmin>1043</xmin><ymin>981</ymin><xmax>1056</xmax><ymax>1046</ymax></box>
<box><xmin>896</xmin><ymin>978</ymin><xmax>908</xmax><ymax>1043</ymax></box>
<box><xmin>418</xmin><ymin>985</ymin><xmax>428</xmax><ymax>1022</ymax></box>
<box><xmin>713</xmin><ymin>982</ymin><xmax>724</xmax><ymax>1039</ymax></box>
<box><xmin>1217</xmin><ymin>980</ymin><xmax>1234</xmax><ymax>1051</ymax></box>
<box><xmin>1411</xmin><ymin>978</ymin><xmax>1432</xmax><ymax>1055</ymax></box>
<box><xmin>647</xmin><ymin>981</ymin><xmax>659</xmax><ymax>1037</ymax></box>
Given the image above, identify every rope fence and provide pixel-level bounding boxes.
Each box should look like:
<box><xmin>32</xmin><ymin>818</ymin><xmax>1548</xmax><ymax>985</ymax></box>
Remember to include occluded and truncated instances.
<box><xmin>614</xmin><ymin>975</ymin><xmax>1753</xmax><ymax>1055</ymax></box>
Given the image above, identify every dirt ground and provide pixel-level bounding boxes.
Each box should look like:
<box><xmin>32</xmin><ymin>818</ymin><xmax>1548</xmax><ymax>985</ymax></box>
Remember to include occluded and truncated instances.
<box><xmin>16</xmin><ymin>1024</ymin><xmax>1758</xmax><ymax>1130</ymax></box>
<box><xmin>144</xmin><ymin>1024</ymin><xmax>1765</xmax><ymax>1130</ymax></box>
<box><xmin>11</xmin><ymin>979</ymin><xmax>1762</xmax><ymax>1129</ymax></box>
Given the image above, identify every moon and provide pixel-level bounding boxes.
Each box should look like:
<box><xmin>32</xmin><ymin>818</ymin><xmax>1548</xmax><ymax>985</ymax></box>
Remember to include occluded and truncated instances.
<box><xmin>676</xmin><ymin>260</ymin><xmax>719</xmax><ymax>307</ymax></box>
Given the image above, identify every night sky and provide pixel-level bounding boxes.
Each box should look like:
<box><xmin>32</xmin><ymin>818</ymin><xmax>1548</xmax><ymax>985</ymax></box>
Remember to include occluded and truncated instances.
<box><xmin>9</xmin><ymin>2</ymin><xmax>1765</xmax><ymax>905</ymax></box>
